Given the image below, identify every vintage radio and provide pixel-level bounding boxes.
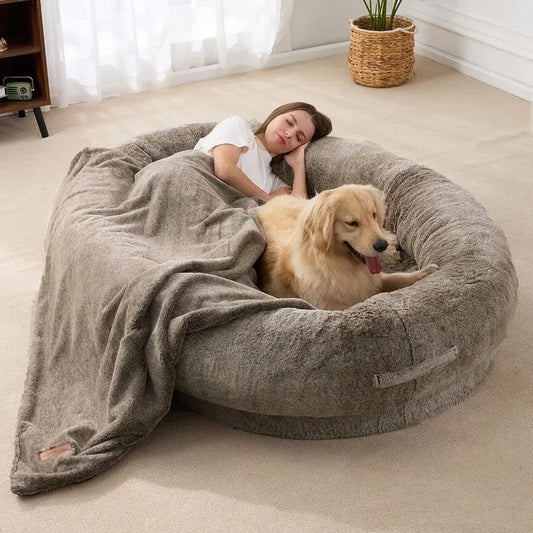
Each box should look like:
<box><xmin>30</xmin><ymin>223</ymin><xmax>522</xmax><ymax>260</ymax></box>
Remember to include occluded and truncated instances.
<box><xmin>3</xmin><ymin>76</ymin><xmax>34</xmax><ymax>100</ymax></box>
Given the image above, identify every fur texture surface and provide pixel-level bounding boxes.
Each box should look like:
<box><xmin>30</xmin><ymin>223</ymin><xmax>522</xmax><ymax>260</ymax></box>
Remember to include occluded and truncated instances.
<box><xmin>257</xmin><ymin>184</ymin><xmax>438</xmax><ymax>310</ymax></box>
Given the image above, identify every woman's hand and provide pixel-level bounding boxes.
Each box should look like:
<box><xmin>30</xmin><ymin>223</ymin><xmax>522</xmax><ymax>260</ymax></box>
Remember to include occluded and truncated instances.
<box><xmin>284</xmin><ymin>142</ymin><xmax>309</xmax><ymax>170</ymax></box>
<box><xmin>271</xmin><ymin>186</ymin><xmax>292</xmax><ymax>198</ymax></box>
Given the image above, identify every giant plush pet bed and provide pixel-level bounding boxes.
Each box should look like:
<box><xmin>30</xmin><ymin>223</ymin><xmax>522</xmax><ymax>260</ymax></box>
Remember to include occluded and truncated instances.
<box><xmin>11</xmin><ymin>123</ymin><xmax>517</xmax><ymax>495</ymax></box>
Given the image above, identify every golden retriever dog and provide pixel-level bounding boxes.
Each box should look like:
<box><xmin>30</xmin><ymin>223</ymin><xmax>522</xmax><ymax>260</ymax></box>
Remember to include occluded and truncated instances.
<box><xmin>256</xmin><ymin>184</ymin><xmax>438</xmax><ymax>310</ymax></box>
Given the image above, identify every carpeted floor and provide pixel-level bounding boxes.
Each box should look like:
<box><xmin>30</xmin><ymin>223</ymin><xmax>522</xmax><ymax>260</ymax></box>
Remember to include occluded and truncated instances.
<box><xmin>1</xmin><ymin>55</ymin><xmax>532</xmax><ymax>532</ymax></box>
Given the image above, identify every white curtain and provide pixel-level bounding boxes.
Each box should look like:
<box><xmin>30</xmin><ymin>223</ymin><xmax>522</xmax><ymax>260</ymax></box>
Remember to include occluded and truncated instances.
<box><xmin>41</xmin><ymin>0</ymin><xmax>293</xmax><ymax>107</ymax></box>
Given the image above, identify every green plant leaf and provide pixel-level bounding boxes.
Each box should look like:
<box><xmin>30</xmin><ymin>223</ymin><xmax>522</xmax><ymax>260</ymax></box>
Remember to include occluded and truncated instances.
<box><xmin>360</xmin><ymin>0</ymin><xmax>404</xmax><ymax>31</ymax></box>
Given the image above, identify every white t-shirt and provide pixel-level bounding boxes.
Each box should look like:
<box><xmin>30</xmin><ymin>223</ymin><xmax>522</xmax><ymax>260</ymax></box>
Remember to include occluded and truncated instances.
<box><xmin>194</xmin><ymin>115</ymin><xmax>287</xmax><ymax>194</ymax></box>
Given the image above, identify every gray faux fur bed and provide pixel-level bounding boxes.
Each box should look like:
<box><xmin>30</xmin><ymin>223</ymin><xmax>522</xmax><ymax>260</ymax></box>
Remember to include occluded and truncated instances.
<box><xmin>11</xmin><ymin>123</ymin><xmax>517</xmax><ymax>495</ymax></box>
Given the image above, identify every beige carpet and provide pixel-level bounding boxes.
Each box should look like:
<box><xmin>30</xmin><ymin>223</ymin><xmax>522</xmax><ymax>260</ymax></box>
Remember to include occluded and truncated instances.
<box><xmin>1</xmin><ymin>55</ymin><xmax>532</xmax><ymax>532</ymax></box>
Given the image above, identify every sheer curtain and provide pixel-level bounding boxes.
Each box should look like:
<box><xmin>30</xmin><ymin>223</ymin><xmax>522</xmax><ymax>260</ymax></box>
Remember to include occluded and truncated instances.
<box><xmin>41</xmin><ymin>0</ymin><xmax>293</xmax><ymax>107</ymax></box>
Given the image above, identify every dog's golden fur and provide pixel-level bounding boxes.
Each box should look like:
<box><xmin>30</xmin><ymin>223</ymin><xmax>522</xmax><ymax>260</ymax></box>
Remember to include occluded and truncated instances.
<box><xmin>256</xmin><ymin>184</ymin><xmax>438</xmax><ymax>310</ymax></box>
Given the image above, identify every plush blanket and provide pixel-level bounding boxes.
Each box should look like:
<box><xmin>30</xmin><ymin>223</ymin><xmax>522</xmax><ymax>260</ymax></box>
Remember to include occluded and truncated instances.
<box><xmin>11</xmin><ymin>144</ymin><xmax>311</xmax><ymax>495</ymax></box>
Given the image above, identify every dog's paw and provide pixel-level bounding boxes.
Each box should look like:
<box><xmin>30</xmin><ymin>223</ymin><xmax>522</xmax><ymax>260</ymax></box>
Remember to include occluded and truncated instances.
<box><xmin>422</xmin><ymin>263</ymin><xmax>439</xmax><ymax>275</ymax></box>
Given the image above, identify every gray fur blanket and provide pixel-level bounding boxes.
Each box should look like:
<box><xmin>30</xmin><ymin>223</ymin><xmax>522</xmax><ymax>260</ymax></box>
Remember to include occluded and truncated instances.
<box><xmin>11</xmin><ymin>146</ymin><xmax>310</xmax><ymax>495</ymax></box>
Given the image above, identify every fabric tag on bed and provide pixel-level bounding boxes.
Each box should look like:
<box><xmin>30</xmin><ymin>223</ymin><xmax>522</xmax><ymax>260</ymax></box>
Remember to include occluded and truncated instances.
<box><xmin>39</xmin><ymin>444</ymin><xmax>73</xmax><ymax>461</ymax></box>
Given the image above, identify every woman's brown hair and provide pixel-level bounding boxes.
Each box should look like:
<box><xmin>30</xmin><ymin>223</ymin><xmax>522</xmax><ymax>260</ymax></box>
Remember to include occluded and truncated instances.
<box><xmin>255</xmin><ymin>102</ymin><xmax>332</xmax><ymax>142</ymax></box>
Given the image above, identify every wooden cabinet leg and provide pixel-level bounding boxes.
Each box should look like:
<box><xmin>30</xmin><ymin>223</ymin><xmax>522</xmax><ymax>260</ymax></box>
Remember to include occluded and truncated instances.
<box><xmin>18</xmin><ymin>110</ymin><xmax>26</xmax><ymax>118</ymax></box>
<box><xmin>33</xmin><ymin>107</ymin><xmax>49</xmax><ymax>138</ymax></box>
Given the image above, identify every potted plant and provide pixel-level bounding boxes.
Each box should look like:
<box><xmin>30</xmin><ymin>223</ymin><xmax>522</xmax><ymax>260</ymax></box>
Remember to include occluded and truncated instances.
<box><xmin>348</xmin><ymin>1</ymin><xmax>415</xmax><ymax>88</ymax></box>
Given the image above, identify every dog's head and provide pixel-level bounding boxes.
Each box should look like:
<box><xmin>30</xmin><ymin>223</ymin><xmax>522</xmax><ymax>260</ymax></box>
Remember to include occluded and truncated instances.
<box><xmin>299</xmin><ymin>184</ymin><xmax>389</xmax><ymax>273</ymax></box>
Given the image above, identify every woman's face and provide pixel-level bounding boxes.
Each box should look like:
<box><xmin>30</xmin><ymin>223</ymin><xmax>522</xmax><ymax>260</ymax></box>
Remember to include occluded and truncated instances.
<box><xmin>260</xmin><ymin>110</ymin><xmax>316</xmax><ymax>156</ymax></box>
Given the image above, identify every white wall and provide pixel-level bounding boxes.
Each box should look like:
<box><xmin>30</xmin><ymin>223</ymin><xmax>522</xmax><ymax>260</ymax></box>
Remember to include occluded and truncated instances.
<box><xmin>288</xmin><ymin>0</ymin><xmax>360</xmax><ymax>50</ymax></box>
<box><xmin>267</xmin><ymin>0</ymin><xmax>362</xmax><ymax>67</ymax></box>
<box><xmin>401</xmin><ymin>0</ymin><xmax>533</xmax><ymax>101</ymax></box>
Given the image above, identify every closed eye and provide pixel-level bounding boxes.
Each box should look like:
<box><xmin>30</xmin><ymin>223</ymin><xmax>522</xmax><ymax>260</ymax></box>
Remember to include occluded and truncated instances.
<box><xmin>287</xmin><ymin>118</ymin><xmax>306</xmax><ymax>143</ymax></box>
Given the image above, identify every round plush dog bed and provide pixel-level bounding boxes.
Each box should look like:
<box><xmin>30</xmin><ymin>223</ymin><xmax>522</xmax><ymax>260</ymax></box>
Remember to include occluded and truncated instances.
<box><xmin>12</xmin><ymin>123</ymin><xmax>518</xmax><ymax>497</ymax></box>
<box><xmin>132</xmin><ymin>123</ymin><xmax>516</xmax><ymax>439</ymax></box>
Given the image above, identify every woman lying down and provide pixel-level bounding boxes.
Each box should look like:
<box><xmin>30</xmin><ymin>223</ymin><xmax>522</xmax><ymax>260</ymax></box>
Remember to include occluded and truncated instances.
<box><xmin>194</xmin><ymin>101</ymin><xmax>332</xmax><ymax>201</ymax></box>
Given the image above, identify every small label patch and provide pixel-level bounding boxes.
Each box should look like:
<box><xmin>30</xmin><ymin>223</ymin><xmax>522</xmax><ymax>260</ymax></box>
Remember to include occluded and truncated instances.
<box><xmin>39</xmin><ymin>443</ymin><xmax>73</xmax><ymax>461</ymax></box>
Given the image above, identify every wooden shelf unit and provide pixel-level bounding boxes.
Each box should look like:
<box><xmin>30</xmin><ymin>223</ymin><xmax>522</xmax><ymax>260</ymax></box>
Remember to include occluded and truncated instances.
<box><xmin>0</xmin><ymin>0</ymin><xmax>50</xmax><ymax>137</ymax></box>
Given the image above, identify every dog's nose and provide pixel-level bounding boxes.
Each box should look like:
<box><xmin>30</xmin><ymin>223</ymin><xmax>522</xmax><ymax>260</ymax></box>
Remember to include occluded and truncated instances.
<box><xmin>373</xmin><ymin>239</ymin><xmax>388</xmax><ymax>253</ymax></box>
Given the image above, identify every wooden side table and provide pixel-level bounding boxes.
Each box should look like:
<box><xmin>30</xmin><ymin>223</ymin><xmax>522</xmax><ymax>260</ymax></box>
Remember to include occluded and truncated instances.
<box><xmin>0</xmin><ymin>0</ymin><xmax>51</xmax><ymax>137</ymax></box>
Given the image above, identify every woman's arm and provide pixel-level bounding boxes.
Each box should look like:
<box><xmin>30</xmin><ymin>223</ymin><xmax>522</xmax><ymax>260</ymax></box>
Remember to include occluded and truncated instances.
<box><xmin>283</xmin><ymin>142</ymin><xmax>310</xmax><ymax>199</ymax></box>
<box><xmin>212</xmin><ymin>144</ymin><xmax>272</xmax><ymax>201</ymax></box>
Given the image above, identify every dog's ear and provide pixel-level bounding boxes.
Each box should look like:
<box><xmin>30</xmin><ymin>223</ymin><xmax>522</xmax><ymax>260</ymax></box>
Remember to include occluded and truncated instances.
<box><xmin>366</xmin><ymin>185</ymin><xmax>386</xmax><ymax>225</ymax></box>
<box><xmin>300</xmin><ymin>191</ymin><xmax>335</xmax><ymax>252</ymax></box>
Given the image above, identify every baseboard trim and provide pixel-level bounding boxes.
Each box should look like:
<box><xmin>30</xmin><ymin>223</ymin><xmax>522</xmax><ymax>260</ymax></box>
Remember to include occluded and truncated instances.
<box><xmin>402</xmin><ymin>4</ymin><xmax>533</xmax><ymax>103</ymax></box>
<box><xmin>168</xmin><ymin>42</ymin><xmax>350</xmax><ymax>85</ymax></box>
<box><xmin>264</xmin><ymin>42</ymin><xmax>350</xmax><ymax>68</ymax></box>
<box><xmin>271</xmin><ymin>39</ymin><xmax>533</xmax><ymax>102</ymax></box>
<box><xmin>414</xmin><ymin>42</ymin><xmax>533</xmax><ymax>102</ymax></box>
<box><xmin>168</xmin><ymin>37</ymin><xmax>532</xmax><ymax>103</ymax></box>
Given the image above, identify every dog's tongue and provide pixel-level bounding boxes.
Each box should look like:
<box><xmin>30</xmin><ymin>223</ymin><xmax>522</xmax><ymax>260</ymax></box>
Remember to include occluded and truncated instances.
<box><xmin>365</xmin><ymin>255</ymin><xmax>382</xmax><ymax>275</ymax></box>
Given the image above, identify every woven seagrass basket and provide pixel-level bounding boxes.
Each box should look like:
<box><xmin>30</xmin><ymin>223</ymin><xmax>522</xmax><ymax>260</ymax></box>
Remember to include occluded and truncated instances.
<box><xmin>348</xmin><ymin>15</ymin><xmax>415</xmax><ymax>88</ymax></box>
